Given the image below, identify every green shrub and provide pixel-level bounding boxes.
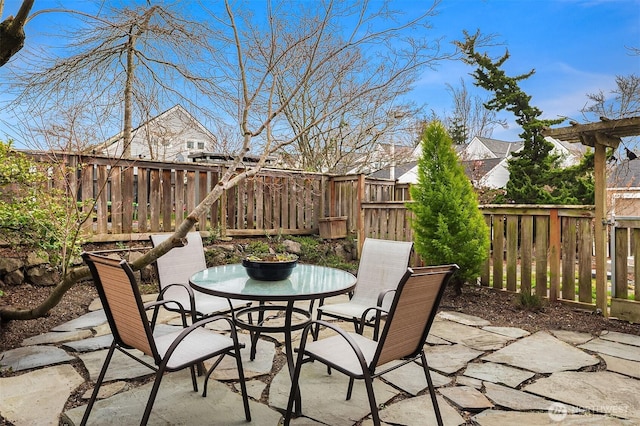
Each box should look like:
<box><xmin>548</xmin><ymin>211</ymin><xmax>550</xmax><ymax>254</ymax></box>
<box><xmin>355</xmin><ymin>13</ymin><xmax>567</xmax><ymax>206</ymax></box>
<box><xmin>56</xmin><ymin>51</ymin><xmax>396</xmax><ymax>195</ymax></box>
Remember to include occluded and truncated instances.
<box><xmin>0</xmin><ymin>140</ymin><xmax>79</xmax><ymax>268</ymax></box>
<box><xmin>408</xmin><ymin>122</ymin><xmax>489</xmax><ymax>293</ymax></box>
<box><xmin>518</xmin><ymin>292</ymin><xmax>544</xmax><ymax>311</ymax></box>
<box><xmin>245</xmin><ymin>240</ymin><xmax>271</xmax><ymax>254</ymax></box>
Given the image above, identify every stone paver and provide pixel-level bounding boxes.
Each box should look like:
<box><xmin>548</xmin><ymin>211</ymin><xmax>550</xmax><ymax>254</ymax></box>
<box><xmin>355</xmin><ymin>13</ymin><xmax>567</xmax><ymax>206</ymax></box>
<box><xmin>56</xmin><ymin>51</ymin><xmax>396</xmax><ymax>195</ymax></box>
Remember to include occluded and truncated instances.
<box><xmin>430</xmin><ymin>319</ymin><xmax>513</xmax><ymax>351</ymax></box>
<box><xmin>463</xmin><ymin>361</ymin><xmax>535</xmax><ymax>387</ymax></box>
<box><xmin>481</xmin><ymin>325</ymin><xmax>530</xmax><ymax>339</ymax></box>
<box><xmin>549</xmin><ymin>329</ymin><xmax>594</xmax><ymax>345</ymax></box>
<box><xmin>600</xmin><ymin>330</ymin><xmax>640</xmax><ymax>347</ymax></box>
<box><xmin>0</xmin><ymin>364</ymin><xmax>84</xmax><ymax>426</ymax></box>
<box><xmin>483</xmin><ymin>331</ymin><xmax>599</xmax><ymax>373</ymax></box>
<box><xmin>50</xmin><ymin>309</ymin><xmax>107</xmax><ymax>331</ymax></box>
<box><xmin>436</xmin><ymin>311</ymin><xmax>491</xmax><ymax>326</ymax></box>
<box><xmin>473</xmin><ymin>410</ymin><xmax>634</xmax><ymax>425</ymax></box>
<box><xmin>62</xmin><ymin>334</ymin><xmax>114</xmax><ymax>352</ymax></box>
<box><xmin>424</xmin><ymin>343</ymin><xmax>484</xmax><ymax>374</ymax></box>
<box><xmin>483</xmin><ymin>382</ymin><xmax>581</xmax><ymax>412</ymax></box>
<box><xmin>524</xmin><ymin>371</ymin><xmax>640</xmax><ymax>421</ymax></box>
<box><xmin>0</xmin><ymin>345</ymin><xmax>75</xmax><ymax>372</ymax></box>
<box><xmin>380</xmin><ymin>359</ymin><xmax>450</xmax><ymax>395</ymax></box>
<box><xmin>81</xmin><ymin>380</ymin><xmax>129</xmax><ymax>400</ymax></box>
<box><xmin>601</xmin><ymin>354</ymin><xmax>640</xmax><ymax>379</ymax></box>
<box><xmin>378</xmin><ymin>394</ymin><xmax>465</xmax><ymax>426</ymax></box>
<box><xmin>21</xmin><ymin>329</ymin><xmax>93</xmax><ymax>346</ymax></box>
<box><xmin>438</xmin><ymin>385</ymin><xmax>494</xmax><ymax>410</ymax></box>
<box><xmin>456</xmin><ymin>375</ymin><xmax>483</xmax><ymax>389</ymax></box>
<box><xmin>579</xmin><ymin>338</ymin><xmax>640</xmax><ymax>362</ymax></box>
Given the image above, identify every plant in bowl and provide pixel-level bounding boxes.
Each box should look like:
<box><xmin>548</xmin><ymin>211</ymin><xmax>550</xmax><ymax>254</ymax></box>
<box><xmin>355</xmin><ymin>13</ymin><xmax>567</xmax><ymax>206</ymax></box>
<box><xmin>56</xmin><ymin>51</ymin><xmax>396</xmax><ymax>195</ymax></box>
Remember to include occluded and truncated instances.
<box><xmin>242</xmin><ymin>252</ymin><xmax>299</xmax><ymax>281</ymax></box>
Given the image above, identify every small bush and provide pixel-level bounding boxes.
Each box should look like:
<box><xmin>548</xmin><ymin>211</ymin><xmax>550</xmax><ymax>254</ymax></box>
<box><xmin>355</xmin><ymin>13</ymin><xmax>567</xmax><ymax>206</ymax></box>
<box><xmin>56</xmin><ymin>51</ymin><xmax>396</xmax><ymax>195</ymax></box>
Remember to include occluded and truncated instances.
<box><xmin>517</xmin><ymin>292</ymin><xmax>544</xmax><ymax>311</ymax></box>
<box><xmin>246</xmin><ymin>240</ymin><xmax>271</xmax><ymax>254</ymax></box>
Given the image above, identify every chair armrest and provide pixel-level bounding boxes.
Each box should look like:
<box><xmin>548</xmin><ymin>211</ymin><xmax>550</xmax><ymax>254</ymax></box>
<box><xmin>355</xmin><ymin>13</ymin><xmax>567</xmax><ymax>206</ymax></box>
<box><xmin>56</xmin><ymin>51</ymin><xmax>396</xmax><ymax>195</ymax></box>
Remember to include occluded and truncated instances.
<box><xmin>144</xmin><ymin>299</ymin><xmax>189</xmax><ymax>328</ymax></box>
<box><xmin>376</xmin><ymin>288</ymin><xmax>396</xmax><ymax>307</ymax></box>
<box><xmin>157</xmin><ymin>283</ymin><xmax>197</xmax><ymax>321</ymax></box>
<box><xmin>159</xmin><ymin>282</ymin><xmax>196</xmax><ymax>300</ymax></box>
<box><xmin>358</xmin><ymin>305</ymin><xmax>387</xmax><ymax>334</ymax></box>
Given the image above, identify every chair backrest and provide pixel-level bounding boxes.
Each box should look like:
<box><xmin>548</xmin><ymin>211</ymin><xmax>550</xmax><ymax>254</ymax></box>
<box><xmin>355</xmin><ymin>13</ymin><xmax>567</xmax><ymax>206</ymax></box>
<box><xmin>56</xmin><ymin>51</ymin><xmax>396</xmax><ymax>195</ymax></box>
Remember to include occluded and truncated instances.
<box><xmin>83</xmin><ymin>252</ymin><xmax>158</xmax><ymax>362</ymax></box>
<box><xmin>151</xmin><ymin>232</ymin><xmax>207</xmax><ymax>290</ymax></box>
<box><xmin>352</xmin><ymin>238</ymin><xmax>413</xmax><ymax>310</ymax></box>
<box><xmin>372</xmin><ymin>265</ymin><xmax>458</xmax><ymax>368</ymax></box>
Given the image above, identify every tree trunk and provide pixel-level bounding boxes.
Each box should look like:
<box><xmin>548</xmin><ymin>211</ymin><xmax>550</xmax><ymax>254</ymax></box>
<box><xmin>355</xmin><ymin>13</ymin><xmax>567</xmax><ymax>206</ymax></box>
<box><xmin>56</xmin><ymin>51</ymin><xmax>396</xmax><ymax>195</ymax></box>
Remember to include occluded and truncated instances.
<box><xmin>0</xmin><ymin>0</ymin><xmax>34</xmax><ymax>66</ymax></box>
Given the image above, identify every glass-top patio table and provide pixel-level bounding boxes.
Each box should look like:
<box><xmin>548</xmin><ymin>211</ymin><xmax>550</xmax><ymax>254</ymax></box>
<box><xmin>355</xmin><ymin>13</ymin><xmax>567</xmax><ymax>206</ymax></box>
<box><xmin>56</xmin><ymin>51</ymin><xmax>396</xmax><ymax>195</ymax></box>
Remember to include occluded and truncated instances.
<box><xmin>190</xmin><ymin>263</ymin><xmax>356</xmax><ymax>411</ymax></box>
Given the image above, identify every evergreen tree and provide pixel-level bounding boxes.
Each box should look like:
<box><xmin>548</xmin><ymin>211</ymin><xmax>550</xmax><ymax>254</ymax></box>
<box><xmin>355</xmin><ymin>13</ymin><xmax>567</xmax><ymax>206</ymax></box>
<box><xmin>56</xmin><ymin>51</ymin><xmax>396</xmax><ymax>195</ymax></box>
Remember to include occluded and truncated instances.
<box><xmin>448</xmin><ymin>114</ymin><xmax>468</xmax><ymax>145</ymax></box>
<box><xmin>456</xmin><ymin>31</ymin><xmax>594</xmax><ymax>205</ymax></box>
<box><xmin>408</xmin><ymin>121</ymin><xmax>489</xmax><ymax>293</ymax></box>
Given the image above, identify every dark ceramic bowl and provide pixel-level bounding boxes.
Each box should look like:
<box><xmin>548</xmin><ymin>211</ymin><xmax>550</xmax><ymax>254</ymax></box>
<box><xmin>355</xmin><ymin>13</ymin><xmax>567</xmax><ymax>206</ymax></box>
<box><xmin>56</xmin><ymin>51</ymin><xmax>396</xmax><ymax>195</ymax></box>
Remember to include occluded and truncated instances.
<box><xmin>242</xmin><ymin>256</ymin><xmax>299</xmax><ymax>281</ymax></box>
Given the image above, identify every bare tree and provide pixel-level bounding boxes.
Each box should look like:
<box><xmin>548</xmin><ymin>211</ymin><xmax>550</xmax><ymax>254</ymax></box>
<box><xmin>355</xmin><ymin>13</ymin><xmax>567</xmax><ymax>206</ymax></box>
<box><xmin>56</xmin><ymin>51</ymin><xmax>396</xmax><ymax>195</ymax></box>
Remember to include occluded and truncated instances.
<box><xmin>582</xmin><ymin>74</ymin><xmax>640</xmax><ymax>120</ymax></box>
<box><xmin>0</xmin><ymin>0</ymin><xmax>449</xmax><ymax>320</ymax></box>
<box><xmin>444</xmin><ymin>78</ymin><xmax>506</xmax><ymax>145</ymax></box>
<box><xmin>267</xmin><ymin>5</ymin><xmax>445</xmax><ymax>172</ymax></box>
<box><xmin>5</xmin><ymin>4</ymin><xmax>217</xmax><ymax>155</ymax></box>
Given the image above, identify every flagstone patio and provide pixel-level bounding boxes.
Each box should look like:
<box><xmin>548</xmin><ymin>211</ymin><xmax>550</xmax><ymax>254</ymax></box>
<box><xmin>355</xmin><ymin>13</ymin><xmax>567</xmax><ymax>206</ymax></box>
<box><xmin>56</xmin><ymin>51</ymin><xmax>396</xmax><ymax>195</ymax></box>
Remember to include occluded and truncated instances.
<box><xmin>1</xmin><ymin>295</ymin><xmax>639</xmax><ymax>425</ymax></box>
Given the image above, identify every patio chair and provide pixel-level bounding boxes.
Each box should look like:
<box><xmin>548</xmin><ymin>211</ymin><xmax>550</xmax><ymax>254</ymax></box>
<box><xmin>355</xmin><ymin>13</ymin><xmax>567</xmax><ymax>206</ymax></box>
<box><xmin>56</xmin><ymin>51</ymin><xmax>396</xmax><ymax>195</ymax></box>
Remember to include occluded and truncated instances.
<box><xmin>80</xmin><ymin>252</ymin><xmax>251</xmax><ymax>426</ymax></box>
<box><xmin>284</xmin><ymin>264</ymin><xmax>458</xmax><ymax>426</ymax></box>
<box><xmin>150</xmin><ymin>232</ymin><xmax>250</xmax><ymax>323</ymax></box>
<box><xmin>314</xmin><ymin>238</ymin><xmax>413</xmax><ymax>340</ymax></box>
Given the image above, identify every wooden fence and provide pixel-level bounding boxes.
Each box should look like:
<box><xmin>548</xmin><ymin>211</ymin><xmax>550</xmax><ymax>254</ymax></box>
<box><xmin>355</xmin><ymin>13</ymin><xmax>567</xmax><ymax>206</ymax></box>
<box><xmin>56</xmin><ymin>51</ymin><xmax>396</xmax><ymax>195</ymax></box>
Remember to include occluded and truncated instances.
<box><xmin>28</xmin><ymin>152</ymin><xmax>407</xmax><ymax>242</ymax></box>
<box><xmin>24</xmin><ymin>151</ymin><xmax>640</xmax><ymax>317</ymax></box>
<box><xmin>610</xmin><ymin>217</ymin><xmax>640</xmax><ymax>320</ymax></box>
<box><xmin>479</xmin><ymin>205</ymin><xmax>596</xmax><ymax>306</ymax></box>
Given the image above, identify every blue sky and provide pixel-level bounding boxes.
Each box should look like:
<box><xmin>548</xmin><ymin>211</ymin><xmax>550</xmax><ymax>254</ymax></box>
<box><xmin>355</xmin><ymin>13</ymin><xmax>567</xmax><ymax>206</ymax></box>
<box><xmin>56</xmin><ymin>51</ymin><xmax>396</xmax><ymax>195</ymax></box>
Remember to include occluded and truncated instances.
<box><xmin>1</xmin><ymin>0</ymin><xmax>639</xmax><ymax>146</ymax></box>
<box><xmin>415</xmin><ymin>0</ymin><xmax>640</xmax><ymax>141</ymax></box>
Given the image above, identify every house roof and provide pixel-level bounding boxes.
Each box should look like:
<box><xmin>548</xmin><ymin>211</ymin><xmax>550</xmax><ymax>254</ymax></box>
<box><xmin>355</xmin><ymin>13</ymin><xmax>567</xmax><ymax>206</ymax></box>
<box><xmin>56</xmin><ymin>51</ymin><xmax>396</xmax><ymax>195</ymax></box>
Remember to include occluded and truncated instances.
<box><xmin>476</xmin><ymin>137</ymin><xmax>523</xmax><ymax>158</ymax></box>
<box><xmin>608</xmin><ymin>159</ymin><xmax>640</xmax><ymax>188</ymax></box>
<box><xmin>93</xmin><ymin>104</ymin><xmax>217</xmax><ymax>152</ymax></box>
<box><xmin>368</xmin><ymin>161</ymin><xmax>417</xmax><ymax>180</ymax></box>
<box><xmin>462</xmin><ymin>157</ymin><xmax>504</xmax><ymax>178</ymax></box>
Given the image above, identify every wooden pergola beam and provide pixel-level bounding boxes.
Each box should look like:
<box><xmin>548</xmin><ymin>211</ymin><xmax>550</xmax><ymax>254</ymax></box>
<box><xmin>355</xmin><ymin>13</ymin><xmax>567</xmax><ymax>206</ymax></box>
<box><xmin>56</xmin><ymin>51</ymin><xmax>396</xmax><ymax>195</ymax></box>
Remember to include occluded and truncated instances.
<box><xmin>543</xmin><ymin>116</ymin><xmax>640</xmax><ymax>316</ymax></box>
<box><xmin>544</xmin><ymin>116</ymin><xmax>640</xmax><ymax>145</ymax></box>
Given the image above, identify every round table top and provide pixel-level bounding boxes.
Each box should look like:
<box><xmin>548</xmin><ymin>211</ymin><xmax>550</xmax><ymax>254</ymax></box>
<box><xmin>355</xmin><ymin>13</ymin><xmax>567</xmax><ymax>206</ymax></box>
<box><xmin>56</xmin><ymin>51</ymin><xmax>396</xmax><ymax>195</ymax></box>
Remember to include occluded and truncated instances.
<box><xmin>189</xmin><ymin>263</ymin><xmax>356</xmax><ymax>302</ymax></box>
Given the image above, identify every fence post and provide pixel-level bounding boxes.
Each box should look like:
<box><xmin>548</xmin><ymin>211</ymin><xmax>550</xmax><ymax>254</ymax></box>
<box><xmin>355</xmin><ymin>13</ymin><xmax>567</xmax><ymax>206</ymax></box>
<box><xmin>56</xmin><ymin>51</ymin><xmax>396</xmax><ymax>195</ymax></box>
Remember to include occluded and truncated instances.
<box><xmin>357</xmin><ymin>174</ymin><xmax>366</xmax><ymax>257</ymax></box>
<box><xmin>327</xmin><ymin>175</ymin><xmax>336</xmax><ymax>217</ymax></box>
<box><xmin>594</xmin><ymin>142</ymin><xmax>608</xmax><ymax>315</ymax></box>
<box><xmin>549</xmin><ymin>208</ymin><xmax>560</xmax><ymax>302</ymax></box>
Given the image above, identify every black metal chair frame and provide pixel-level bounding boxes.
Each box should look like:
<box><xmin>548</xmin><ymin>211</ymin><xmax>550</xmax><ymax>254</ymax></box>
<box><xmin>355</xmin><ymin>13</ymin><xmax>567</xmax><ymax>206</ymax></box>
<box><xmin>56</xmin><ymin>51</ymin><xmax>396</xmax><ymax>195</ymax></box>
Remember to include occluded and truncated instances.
<box><xmin>81</xmin><ymin>252</ymin><xmax>251</xmax><ymax>426</ymax></box>
<box><xmin>284</xmin><ymin>265</ymin><xmax>458</xmax><ymax>426</ymax></box>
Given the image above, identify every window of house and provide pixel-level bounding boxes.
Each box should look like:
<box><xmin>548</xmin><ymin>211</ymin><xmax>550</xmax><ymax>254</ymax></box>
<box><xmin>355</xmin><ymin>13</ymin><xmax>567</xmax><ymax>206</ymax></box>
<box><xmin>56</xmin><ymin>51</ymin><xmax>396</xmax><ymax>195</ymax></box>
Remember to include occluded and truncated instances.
<box><xmin>186</xmin><ymin>140</ymin><xmax>205</xmax><ymax>150</ymax></box>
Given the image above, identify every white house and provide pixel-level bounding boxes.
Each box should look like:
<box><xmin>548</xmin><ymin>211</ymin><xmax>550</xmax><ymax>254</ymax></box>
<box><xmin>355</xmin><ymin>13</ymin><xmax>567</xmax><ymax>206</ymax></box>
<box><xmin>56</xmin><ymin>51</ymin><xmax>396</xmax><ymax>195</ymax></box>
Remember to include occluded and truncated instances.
<box><xmin>371</xmin><ymin>135</ymin><xmax>586</xmax><ymax>189</ymax></box>
<box><xmin>96</xmin><ymin>105</ymin><xmax>218</xmax><ymax>161</ymax></box>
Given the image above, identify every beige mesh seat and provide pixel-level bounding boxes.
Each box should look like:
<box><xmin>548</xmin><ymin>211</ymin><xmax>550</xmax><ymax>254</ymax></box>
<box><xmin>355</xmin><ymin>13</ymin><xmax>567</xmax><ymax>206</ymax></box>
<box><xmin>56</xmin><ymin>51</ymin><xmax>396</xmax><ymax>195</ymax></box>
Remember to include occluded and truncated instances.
<box><xmin>80</xmin><ymin>252</ymin><xmax>251</xmax><ymax>426</ymax></box>
<box><xmin>285</xmin><ymin>265</ymin><xmax>458</xmax><ymax>426</ymax></box>
<box><xmin>315</xmin><ymin>238</ymin><xmax>413</xmax><ymax>339</ymax></box>
<box><xmin>151</xmin><ymin>232</ymin><xmax>249</xmax><ymax>321</ymax></box>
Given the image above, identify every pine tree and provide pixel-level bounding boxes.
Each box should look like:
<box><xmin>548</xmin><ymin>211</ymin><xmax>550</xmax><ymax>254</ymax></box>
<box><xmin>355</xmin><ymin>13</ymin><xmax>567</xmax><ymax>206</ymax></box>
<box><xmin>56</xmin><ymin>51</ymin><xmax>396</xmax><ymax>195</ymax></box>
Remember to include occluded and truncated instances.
<box><xmin>448</xmin><ymin>114</ymin><xmax>468</xmax><ymax>145</ymax></box>
<box><xmin>408</xmin><ymin>121</ymin><xmax>489</xmax><ymax>293</ymax></box>
<box><xmin>456</xmin><ymin>31</ymin><xmax>593</xmax><ymax>204</ymax></box>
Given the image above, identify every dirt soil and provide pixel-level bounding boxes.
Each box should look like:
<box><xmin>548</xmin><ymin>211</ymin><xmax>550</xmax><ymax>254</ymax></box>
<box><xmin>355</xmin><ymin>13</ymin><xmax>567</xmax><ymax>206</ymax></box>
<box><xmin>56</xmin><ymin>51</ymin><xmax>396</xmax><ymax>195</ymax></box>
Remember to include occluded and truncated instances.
<box><xmin>1</xmin><ymin>281</ymin><xmax>639</xmax><ymax>353</ymax></box>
